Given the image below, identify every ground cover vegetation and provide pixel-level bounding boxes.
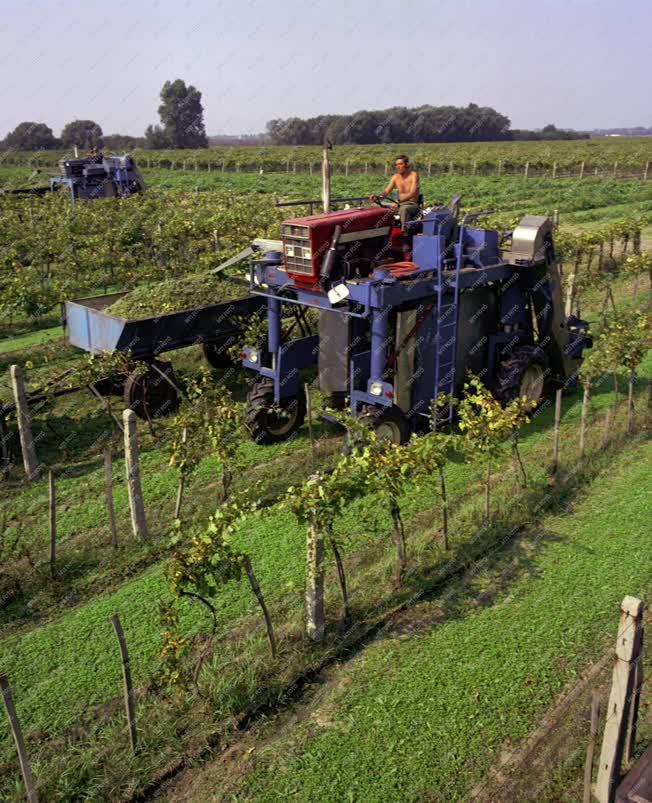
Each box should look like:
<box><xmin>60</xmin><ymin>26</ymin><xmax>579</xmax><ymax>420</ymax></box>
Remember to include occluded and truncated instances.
<box><xmin>0</xmin><ymin>157</ymin><xmax>650</xmax><ymax>799</ymax></box>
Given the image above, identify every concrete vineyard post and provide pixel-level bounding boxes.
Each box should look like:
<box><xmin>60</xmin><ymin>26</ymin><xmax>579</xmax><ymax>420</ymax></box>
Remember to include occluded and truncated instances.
<box><xmin>472</xmin><ymin>159</ymin><xmax>477</xmax><ymax>175</ymax></box>
<box><xmin>10</xmin><ymin>365</ymin><xmax>39</xmax><ymax>481</ymax></box>
<box><xmin>552</xmin><ymin>161</ymin><xmax>557</xmax><ymax>179</ymax></box>
<box><xmin>579</xmin><ymin>161</ymin><xmax>585</xmax><ymax>179</ymax></box>
<box><xmin>602</xmin><ymin>407</ymin><xmax>612</xmax><ymax>449</ymax></box>
<box><xmin>551</xmin><ymin>388</ymin><xmax>562</xmax><ymax>474</ymax></box>
<box><xmin>48</xmin><ymin>469</ymin><xmax>56</xmax><ymax>578</ymax></box>
<box><xmin>644</xmin><ymin>161</ymin><xmax>649</xmax><ymax>181</ymax></box>
<box><xmin>122</xmin><ymin>410</ymin><xmax>148</xmax><ymax>540</ymax></box>
<box><xmin>384</xmin><ymin>162</ymin><xmax>388</xmax><ymax>176</ymax></box>
<box><xmin>595</xmin><ymin>596</ymin><xmax>644</xmax><ymax>803</ymax></box>
<box><xmin>103</xmin><ymin>447</ymin><xmax>118</xmax><ymax>550</ymax></box>
<box><xmin>613</xmin><ymin>161</ymin><xmax>618</xmax><ymax>177</ymax></box>
<box><xmin>427</xmin><ymin>159</ymin><xmax>432</xmax><ymax>176</ymax></box>
<box><xmin>524</xmin><ymin>161</ymin><xmax>529</xmax><ymax>178</ymax></box>
<box><xmin>305</xmin><ymin>522</ymin><xmax>325</xmax><ymax>641</ymax></box>
<box><xmin>110</xmin><ymin>614</ymin><xmax>138</xmax><ymax>752</ymax></box>
<box><xmin>0</xmin><ymin>675</ymin><xmax>37</xmax><ymax>803</ymax></box>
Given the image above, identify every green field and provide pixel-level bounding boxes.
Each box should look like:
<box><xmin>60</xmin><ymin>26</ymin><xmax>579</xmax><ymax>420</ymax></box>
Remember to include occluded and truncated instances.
<box><xmin>0</xmin><ymin>144</ymin><xmax>650</xmax><ymax>800</ymax></box>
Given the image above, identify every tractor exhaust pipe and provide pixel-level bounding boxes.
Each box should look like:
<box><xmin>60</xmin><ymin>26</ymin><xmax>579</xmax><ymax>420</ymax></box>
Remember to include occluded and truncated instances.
<box><xmin>319</xmin><ymin>225</ymin><xmax>342</xmax><ymax>289</ymax></box>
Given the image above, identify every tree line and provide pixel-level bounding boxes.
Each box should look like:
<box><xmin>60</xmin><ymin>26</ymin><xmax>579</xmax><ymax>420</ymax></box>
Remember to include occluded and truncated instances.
<box><xmin>266</xmin><ymin>105</ymin><xmax>590</xmax><ymax>145</ymax></box>
<box><xmin>1</xmin><ymin>86</ymin><xmax>590</xmax><ymax>153</ymax></box>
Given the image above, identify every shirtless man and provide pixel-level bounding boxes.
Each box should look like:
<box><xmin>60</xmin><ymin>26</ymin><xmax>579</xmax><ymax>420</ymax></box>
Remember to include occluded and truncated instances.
<box><xmin>370</xmin><ymin>154</ymin><xmax>421</xmax><ymax>229</ymax></box>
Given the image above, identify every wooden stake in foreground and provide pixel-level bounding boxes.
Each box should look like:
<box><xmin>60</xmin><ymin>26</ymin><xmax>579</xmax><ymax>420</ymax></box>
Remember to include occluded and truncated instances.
<box><xmin>594</xmin><ymin>596</ymin><xmax>644</xmax><ymax>803</ymax></box>
<box><xmin>122</xmin><ymin>409</ymin><xmax>148</xmax><ymax>540</ymax></box>
<box><xmin>103</xmin><ymin>447</ymin><xmax>118</xmax><ymax>549</ymax></box>
<box><xmin>9</xmin><ymin>365</ymin><xmax>39</xmax><ymax>481</ymax></box>
<box><xmin>551</xmin><ymin>388</ymin><xmax>563</xmax><ymax>474</ymax></box>
<box><xmin>110</xmin><ymin>614</ymin><xmax>137</xmax><ymax>752</ymax></box>
<box><xmin>305</xmin><ymin>522</ymin><xmax>325</xmax><ymax>641</ymax></box>
<box><xmin>0</xmin><ymin>674</ymin><xmax>37</xmax><ymax>803</ymax></box>
<box><xmin>48</xmin><ymin>469</ymin><xmax>56</xmax><ymax>578</ymax></box>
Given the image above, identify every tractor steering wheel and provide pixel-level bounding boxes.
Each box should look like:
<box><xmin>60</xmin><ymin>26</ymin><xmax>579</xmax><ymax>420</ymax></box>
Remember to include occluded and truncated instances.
<box><xmin>373</xmin><ymin>196</ymin><xmax>399</xmax><ymax>210</ymax></box>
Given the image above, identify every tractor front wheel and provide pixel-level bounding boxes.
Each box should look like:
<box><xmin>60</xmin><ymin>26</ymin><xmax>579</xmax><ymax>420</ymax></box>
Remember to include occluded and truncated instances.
<box><xmin>245</xmin><ymin>378</ymin><xmax>306</xmax><ymax>445</ymax></box>
<box><xmin>495</xmin><ymin>346</ymin><xmax>548</xmax><ymax>408</ymax></box>
<box><xmin>358</xmin><ymin>404</ymin><xmax>410</xmax><ymax>445</ymax></box>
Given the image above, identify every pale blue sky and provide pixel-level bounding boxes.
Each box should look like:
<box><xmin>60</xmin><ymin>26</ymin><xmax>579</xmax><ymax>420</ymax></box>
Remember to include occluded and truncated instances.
<box><xmin>0</xmin><ymin>0</ymin><xmax>649</xmax><ymax>138</ymax></box>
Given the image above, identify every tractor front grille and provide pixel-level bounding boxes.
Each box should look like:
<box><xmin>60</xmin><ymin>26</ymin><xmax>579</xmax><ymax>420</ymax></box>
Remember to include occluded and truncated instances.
<box><xmin>282</xmin><ymin>224</ymin><xmax>312</xmax><ymax>275</ymax></box>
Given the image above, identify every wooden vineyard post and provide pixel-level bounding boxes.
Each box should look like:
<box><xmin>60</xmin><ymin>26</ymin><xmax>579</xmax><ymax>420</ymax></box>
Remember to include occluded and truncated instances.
<box><xmin>565</xmin><ymin>271</ymin><xmax>576</xmax><ymax>318</ymax></box>
<box><xmin>627</xmin><ymin>373</ymin><xmax>635</xmax><ymax>434</ymax></box>
<box><xmin>552</xmin><ymin>161</ymin><xmax>557</xmax><ymax>179</ymax></box>
<box><xmin>602</xmin><ymin>407</ymin><xmax>612</xmax><ymax>449</ymax></box>
<box><xmin>594</xmin><ymin>596</ymin><xmax>644</xmax><ymax>803</ymax></box>
<box><xmin>321</xmin><ymin>146</ymin><xmax>331</xmax><ymax>213</ymax></box>
<box><xmin>579</xmin><ymin>384</ymin><xmax>590</xmax><ymax>459</ymax></box>
<box><xmin>123</xmin><ymin>410</ymin><xmax>148</xmax><ymax>540</ymax></box>
<box><xmin>48</xmin><ymin>469</ymin><xmax>56</xmax><ymax>578</ymax></box>
<box><xmin>10</xmin><ymin>365</ymin><xmax>39</xmax><ymax>481</ymax></box>
<box><xmin>524</xmin><ymin>161</ymin><xmax>529</xmax><ymax>178</ymax></box>
<box><xmin>0</xmin><ymin>675</ymin><xmax>37</xmax><ymax>803</ymax></box>
<box><xmin>472</xmin><ymin>159</ymin><xmax>477</xmax><ymax>175</ymax></box>
<box><xmin>427</xmin><ymin>158</ymin><xmax>432</xmax><ymax>176</ymax></box>
<box><xmin>305</xmin><ymin>522</ymin><xmax>325</xmax><ymax>641</ymax></box>
<box><xmin>174</xmin><ymin>427</ymin><xmax>187</xmax><ymax>520</ymax></box>
<box><xmin>110</xmin><ymin>614</ymin><xmax>138</xmax><ymax>752</ymax></box>
<box><xmin>551</xmin><ymin>388</ymin><xmax>562</xmax><ymax>474</ymax></box>
<box><xmin>583</xmin><ymin>692</ymin><xmax>600</xmax><ymax>803</ymax></box>
<box><xmin>304</xmin><ymin>383</ymin><xmax>315</xmax><ymax>461</ymax></box>
<box><xmin>384</xmin><ymin>162</ymin><xmax>388</xmax><ymax>176</ymax></box>
<box><xmin>579</xmin><ymin>160</ymin><xmax>585</xmax><ymax>179</ymax></box>
<box><xmin>643</xmin><ymin>161</ymin><xmax>649</xmax><ymax>181</ymax></box>
<box><xmin>104</xmin><ymin>447</ymin><xmax>118</xmax><ymax>550</ymax></box>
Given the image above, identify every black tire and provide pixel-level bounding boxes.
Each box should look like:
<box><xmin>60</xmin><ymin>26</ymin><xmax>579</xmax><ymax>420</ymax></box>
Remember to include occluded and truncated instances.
<box><xmin>358</xmin><ymin>404</ymin><xmax>410</xmax><ymax>445</ymax></box>
<box><xmin>495</xmin><ymin>345</ymin><xmax>548</xmax><ymax>407</ymax></box>
<box><xmin>245</xmin><ymin>378</ymin><xmax>306</xmax><ymax>445</ymax></box>
<box><xmin>202</xmin><ymin>333</ymin><xmax>239</xmax><ymax>370</ymax></box>
<box><xmin>123</xmin><ymin>360</ymin><xmax>180</xmax><ymax>420</ymax></box>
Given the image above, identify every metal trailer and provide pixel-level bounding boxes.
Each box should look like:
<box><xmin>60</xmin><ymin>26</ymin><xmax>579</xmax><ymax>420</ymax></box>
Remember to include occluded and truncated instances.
<box><xmin>63</xmin><ymin>285</ymin><xmax>265</xmax><ymax>419</ymax></box>
<box><xmin>241</xmin><ymin>199</ymin><xmax>592</xmax><ymax>444</ymax></box>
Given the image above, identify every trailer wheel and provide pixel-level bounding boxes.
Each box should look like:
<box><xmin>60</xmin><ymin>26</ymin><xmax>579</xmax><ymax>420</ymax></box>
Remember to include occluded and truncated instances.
<box><xmin>358</xmin><ymin>404</ymin><xmax>410</xmax><ymax>445</ymax></box>
<box><xmin>202</xmin><ymin>334</ymin><xmax>239</xmax><ymax>370</ymax></box>
<box><xmin>495</xmin><ymin>346</ymin><xmax>548</xmax><ymax>408</ymax></box>
<box><xmin>124</xmin><ymin>361</ymin><xmax>180</xmax><ymax>420</ymax></box>
<box><xmin>245</xmin><ymin>378</ymin><xmax>306</xmax><ymax>444</ymax></box>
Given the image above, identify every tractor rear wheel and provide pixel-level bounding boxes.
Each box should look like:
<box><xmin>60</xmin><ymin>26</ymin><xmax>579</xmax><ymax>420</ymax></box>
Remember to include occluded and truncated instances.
<box><xmin>123</xmin><ymin>360</ymin><xmax>180</xmax><ymax>420</ymax></box>
<box><xmin>245</xmin><ymin>378</ymin><xmax>306</xmax><ymax>445</ymax></box>
<box><xmin>495</xmin><ymin>346</ymin><xmax>548</xmax><ymax>408</ymax></box>
<box><xmin>358</xmin><ymin>404</ymin><xmax>410</xmax><ymax>445</ymax></box>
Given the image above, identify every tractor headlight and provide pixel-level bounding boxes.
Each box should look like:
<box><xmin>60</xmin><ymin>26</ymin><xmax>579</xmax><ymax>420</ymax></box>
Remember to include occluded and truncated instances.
<box><xmin>248</xmin><ymin>349</ymin><xmax>259</xmax><ymax>364</ymax></box>
<box><xmin>369</xmin><ymin>381</ymin><xmax>383</xmax><ymax>396</ymax></box>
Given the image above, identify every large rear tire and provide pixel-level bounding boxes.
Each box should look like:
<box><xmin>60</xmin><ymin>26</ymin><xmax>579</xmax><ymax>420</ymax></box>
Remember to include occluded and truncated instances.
<box><xmin>245</xmin><ymin>378</ymin><xmax>306</xmax><ymax>445</ymax></box>
<box><xmin>495</xmin><ymin>345</ymin><xmax>548</xmax><ymax>408</ymax></box>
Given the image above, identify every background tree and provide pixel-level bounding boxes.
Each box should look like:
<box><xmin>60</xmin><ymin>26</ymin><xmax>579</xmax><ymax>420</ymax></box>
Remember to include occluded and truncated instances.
<box><xmin>151</xmin><ymin>79</ymin><xmax>208</xmax><ymax>149</ymax></box>
<box><xmin>1</xmin><ymin>122</ymin><xmax>60</xmax><ymax>150</ymax></box>
<box><xmin>144</xmin><ymin>124</ymin><xmax>170</xmax><ymax>149</ymax></box>
<box><xmin>60</xmin><ymin>119</ymin><xmax>104</xmax><ymax>150</ymax></box>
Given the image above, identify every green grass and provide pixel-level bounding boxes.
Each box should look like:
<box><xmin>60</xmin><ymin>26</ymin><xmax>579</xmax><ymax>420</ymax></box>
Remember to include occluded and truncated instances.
<box><xmin>223</xmin><ymin>438</ymin><xmax>652</xmax><ymax>803</ymax></box>
<box><xmin>0</xmin><ymin>349</ymin><xmax>648</xmax><ymax>799</ymax></box>
<box><xmin>0</xmin><ymin>325</ymin><xmax>63</xmax><ymax>354</ymax></box>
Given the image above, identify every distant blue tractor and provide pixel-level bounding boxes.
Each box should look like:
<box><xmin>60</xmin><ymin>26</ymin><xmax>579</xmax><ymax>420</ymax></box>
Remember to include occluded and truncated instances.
<box><xmin>241</xmin><ymin>198</ymin><xmax>592</xmax><ymax>444</ymax></box>
<box><xmin>50</xmin><ymin>154</ymin><xmax>146</xmax><ymax>205</ymax></box>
